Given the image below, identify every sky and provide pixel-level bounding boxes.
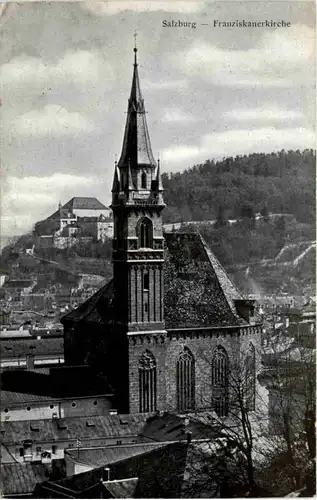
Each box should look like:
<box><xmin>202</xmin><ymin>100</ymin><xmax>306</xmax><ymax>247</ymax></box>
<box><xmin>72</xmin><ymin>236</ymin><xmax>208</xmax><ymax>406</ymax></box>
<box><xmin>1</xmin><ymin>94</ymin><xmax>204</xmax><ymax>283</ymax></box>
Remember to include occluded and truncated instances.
<box><xmin>1</xmin><ymin>0</ymin><xmax>315</xmax><ymax>238</ymax></box>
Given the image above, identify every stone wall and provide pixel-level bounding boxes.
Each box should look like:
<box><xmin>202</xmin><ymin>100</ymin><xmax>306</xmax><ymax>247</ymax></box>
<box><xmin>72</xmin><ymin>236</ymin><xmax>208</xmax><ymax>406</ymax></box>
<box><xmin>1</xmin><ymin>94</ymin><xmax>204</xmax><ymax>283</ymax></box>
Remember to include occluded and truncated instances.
<box><xmin>127</xmin><ymin>324</ymin><xmax>262</xmax><ymax>414</ymax></box>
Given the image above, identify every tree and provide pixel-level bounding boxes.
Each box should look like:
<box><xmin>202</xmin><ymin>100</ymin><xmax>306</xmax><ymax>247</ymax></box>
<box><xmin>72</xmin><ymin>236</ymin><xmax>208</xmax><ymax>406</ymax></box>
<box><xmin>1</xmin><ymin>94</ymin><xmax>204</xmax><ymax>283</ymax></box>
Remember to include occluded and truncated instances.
<box><xmin>260</xmin><ymin>205</ymin><xmax>269</xmax><ymax>222</ymax></box>
<box><xmin>178</xmin><ymin>341</ymin><xmax>274</xmax><ymax>496</ymax></box>
<box><xmin>261</xmin><ymin>325</ymin><xmax>316</xmax><ymax>492</ymax></box>
<box><xmin>178</xmin><ymin>325</ymin><xmax>315</xmax><ymax>497</ymax></box>
<box><xmin>215</xmin><ymin>206</ymin><xmax>228</xmax><ymax>229</ymax></box>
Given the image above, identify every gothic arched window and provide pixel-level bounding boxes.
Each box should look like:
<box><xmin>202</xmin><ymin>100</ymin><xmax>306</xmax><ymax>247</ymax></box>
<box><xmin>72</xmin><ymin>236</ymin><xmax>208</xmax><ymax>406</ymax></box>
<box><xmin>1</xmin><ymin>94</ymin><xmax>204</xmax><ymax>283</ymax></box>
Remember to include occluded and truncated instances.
<box><xmin>138</xmin><ymin>218</ymin><xmax>153</xmax><ymax>248</ymax></box>
<box><xmin>139</xmin><ymin>351</ymin><xmax>157</xmax><ymax>413</ymax></box>
<box><xmin>245</xmin><ymin>343</ymin><xmax>256</xmax><ymax>411</ymax></box>
<box><xmin>177</xmin><ymin>348</ymin><xmax>195</xmax><ymax>412</ymax></box>
<box><xmin>141</xmin><ymin>172</ymin><xmax>147</xmax><ymax>189</ymax></box>
<box><xmin>211</xmin><ymin>346</ymin><xmax>229</xmax><ymax>417</ymax></box>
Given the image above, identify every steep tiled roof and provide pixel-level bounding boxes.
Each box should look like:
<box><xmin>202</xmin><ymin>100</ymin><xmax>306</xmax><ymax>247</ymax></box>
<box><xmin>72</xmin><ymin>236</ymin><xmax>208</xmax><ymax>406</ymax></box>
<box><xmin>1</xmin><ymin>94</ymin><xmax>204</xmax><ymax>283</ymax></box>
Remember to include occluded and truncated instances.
<box><xmin>63</xmin><ymin>197</ymin><xmax>107</xmax><ymax>210</ymax></box>
<box><xmin>47</xmin><ymin>208</ymin><xmax>76</xmax><ymax>220</ymax></box>
<box><xmin>66</xmin><ymin>442</ymin><xmax>168</xmax><ymax>468</ymax></box>
<box><xmin>1</xmin><ymin>414</ymin><xmax>149</xmax><ymax>445</ymax></box>
<box><xmin>1</xmin><ymin>462</ymin><xmax>51</xmax><ymax>496</ymax></box>
<box><xmin>62</xmin><ymin>233</ymin><xmax>247</xmax><ymax>328</ymax></box>
<box><xmin>164</xmin><ymin>233</ymin><xmax>243</xmax><ymax>328</ymax></box>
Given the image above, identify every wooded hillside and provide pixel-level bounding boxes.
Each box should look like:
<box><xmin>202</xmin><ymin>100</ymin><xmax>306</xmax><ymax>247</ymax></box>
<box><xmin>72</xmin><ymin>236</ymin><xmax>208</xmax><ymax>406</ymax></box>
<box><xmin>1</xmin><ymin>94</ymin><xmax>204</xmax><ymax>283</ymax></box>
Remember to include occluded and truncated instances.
<box><xmin>161</xmin><ymin>149</ymin><xmax>315</xmax><ymax>224</ymax></box>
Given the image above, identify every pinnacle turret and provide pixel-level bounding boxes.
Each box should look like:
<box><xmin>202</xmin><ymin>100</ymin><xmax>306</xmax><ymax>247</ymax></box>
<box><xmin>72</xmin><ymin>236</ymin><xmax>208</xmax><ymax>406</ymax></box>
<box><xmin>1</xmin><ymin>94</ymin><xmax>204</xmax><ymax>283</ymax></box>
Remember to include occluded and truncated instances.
<box><xmin>156</xmin><ymin>158</ymin><xmax>164</xmax><ymax>192</ymax></box>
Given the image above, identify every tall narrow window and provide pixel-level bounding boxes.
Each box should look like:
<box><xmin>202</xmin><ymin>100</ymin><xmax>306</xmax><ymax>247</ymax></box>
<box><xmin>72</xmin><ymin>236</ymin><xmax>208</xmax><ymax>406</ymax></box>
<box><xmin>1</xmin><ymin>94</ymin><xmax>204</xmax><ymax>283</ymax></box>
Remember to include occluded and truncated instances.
<box><xmin>139</xmin><ymin>351</ymin><xmax>157</xmax><ymax>413</ymax></box>
<box><xmin>245</xmin><ymin>343</ymin><xmax>256</xmax><ymax>411</ymax></box>
<box><xmin>177</xmin><ymin>348</ymin><xmax>195</xmax><ymax>412</ymax></box>
<box><xmin>141</xmin><ymin>172</ymin><xmax>147</xmax><ymax>189</ymax></box>
<box><xmin>138</xmin><ymin>218</ymin><xmax>153</xmax><ymax>248</ymax></box>
<box><xmin>143</xmin><ymin>271</ymin><xmax>149</xmax><ymax>291</ymax></box>
<box><xmin>211</xmin><ymin>346</ymin><xmax>229</xmax><ymax>417</ymax></box>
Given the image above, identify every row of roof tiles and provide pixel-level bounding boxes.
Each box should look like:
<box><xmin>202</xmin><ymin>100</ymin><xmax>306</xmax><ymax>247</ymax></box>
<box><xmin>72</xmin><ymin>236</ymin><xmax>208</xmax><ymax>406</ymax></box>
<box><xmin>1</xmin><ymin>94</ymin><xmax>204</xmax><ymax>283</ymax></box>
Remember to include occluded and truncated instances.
<box><xmin>1</xmin><ymin>413</ymin><xmax>150</xmax><ymax>444</ymax></box>
<box><xmin>1</xmin><ymin>411</ymin><xmax>218</xmax><ymax>446</ymax></box>
<box><xmin>0</xmin><ymin>337</ymin><xmax>64</xmax><ymax>358</ymax></box>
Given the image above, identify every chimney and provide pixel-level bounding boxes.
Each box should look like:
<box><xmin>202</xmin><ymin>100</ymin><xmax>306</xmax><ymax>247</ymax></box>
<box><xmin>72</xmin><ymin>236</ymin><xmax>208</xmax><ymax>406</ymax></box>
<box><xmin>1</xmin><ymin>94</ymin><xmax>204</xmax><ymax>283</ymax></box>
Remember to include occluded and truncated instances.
<box><xmin>103</xmin><ymin>467</ymin><xmax>110</xmax><ymax>482</ymax></box>
<box><xmin>186</xmin><ymin>431</ymin><xmax>192</xmax><ymax>444</ymax></box>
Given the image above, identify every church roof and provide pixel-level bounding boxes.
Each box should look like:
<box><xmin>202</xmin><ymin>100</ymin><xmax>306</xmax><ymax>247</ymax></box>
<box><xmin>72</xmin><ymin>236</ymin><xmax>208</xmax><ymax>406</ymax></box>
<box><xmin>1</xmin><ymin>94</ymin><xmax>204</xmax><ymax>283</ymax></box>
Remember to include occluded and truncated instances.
<box><xmin>62</xmin><ymin>232</ymin><xmax>245</xmax><ymax>329</ymax></box>
<box><xmin>118</xmin><ymin>49</ymin><xmax>156</xmax><ymax>169</ymax></box>
<box><xmin>164</xmin><ymin>232</ymin><xmax>243</xmax><ymax>328</ymax></box>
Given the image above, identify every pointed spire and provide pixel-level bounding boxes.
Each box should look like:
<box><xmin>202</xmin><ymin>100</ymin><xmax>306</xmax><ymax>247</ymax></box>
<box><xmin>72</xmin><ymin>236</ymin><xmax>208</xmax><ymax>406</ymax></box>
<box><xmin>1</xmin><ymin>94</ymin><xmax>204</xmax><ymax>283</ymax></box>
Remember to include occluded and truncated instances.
<box><xmin>118</xmin><ymin>45</ymin><xmax>156</xmax><ymax>169</ymax></box>
<box><xmin>134</xmin><ymin>31</ymin><xmax>138</xmax><ymax>66</ymax></box>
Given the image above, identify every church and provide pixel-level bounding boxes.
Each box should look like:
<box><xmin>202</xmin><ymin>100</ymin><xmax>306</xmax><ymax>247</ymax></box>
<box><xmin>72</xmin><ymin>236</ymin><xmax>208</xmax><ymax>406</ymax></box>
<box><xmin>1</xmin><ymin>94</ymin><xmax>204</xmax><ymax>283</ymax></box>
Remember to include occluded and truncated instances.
<box><xmin>62</xmin><ymin>47</ymin><xmax>262</xmax><ymax>416</ymax></box>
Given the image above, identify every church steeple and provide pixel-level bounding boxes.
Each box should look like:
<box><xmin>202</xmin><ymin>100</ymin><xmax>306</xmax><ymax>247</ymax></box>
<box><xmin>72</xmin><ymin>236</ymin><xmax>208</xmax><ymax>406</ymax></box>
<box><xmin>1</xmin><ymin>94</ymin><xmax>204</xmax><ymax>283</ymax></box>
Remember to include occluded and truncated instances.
<box><xmin>109</xmin><ymin>44</ymin><xmax>167</xmax><ymax>413</ymax></box>
<box><xmin>117</xmin><ymin>47</ymin><xmax>156</xmax><ymax>169</ymax></box>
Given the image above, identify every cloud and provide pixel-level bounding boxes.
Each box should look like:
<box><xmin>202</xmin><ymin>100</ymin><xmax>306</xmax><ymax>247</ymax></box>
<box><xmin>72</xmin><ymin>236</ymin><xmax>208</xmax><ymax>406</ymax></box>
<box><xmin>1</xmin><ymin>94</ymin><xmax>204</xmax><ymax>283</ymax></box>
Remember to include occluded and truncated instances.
<box><xmin>162</xmin><ymin>126</ymin><xmax>315</xmax><ymax>169</ymax></box>
<box><xmin>10</xmin><ymin>105</ymin><xmax>95</xmax><ymax>136</ymax></box>
<box><xmin>1</xmin><ymin>50</ymin><xmax>112</xmax><ymax>88</ymax></box>
<box><xmin>224</xmin><ymin>107</ymin><xmax>304</xmax><ymax>123</ymax></box>
<box><xmin>176</xmin><ymin>24</ymin><xmax>315</xmax><ymax>88</ymax></box>
<box><xmin>143</xmin><ymin>79</ymin><xmax>188</xmax><ymax>91</ymax></box>
<box><xmin>1</xmin><ymin>174</ymin><xmax>99</xmax><ymax>236</ymax></box>
<box><xmin>83</xmin><ymin>1</ymin><xmax>204</xmax><ymax>15</ymax></box>
<box><xmin>162</xmin><ymin>108</ymin><xmax>196</xmax><ymax>123</ymax></box>
<box><xmin>162</xmin><ymin>144</ymin><xmax>202</xmax><ymax>163</ymax></box>
<box><xmin>202</xmin><ymin>127</ymin><xmax>315</xmax><ymax>158</ymax></box>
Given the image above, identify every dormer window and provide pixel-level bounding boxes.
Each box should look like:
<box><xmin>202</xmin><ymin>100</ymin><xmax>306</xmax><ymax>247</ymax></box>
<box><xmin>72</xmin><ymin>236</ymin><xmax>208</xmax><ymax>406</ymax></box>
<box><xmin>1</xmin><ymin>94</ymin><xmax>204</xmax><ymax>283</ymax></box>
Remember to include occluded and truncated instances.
<box><xmin>141</xmin><ymin>172</ymin><xmax>147</xmax><ymax>189</ymax></box>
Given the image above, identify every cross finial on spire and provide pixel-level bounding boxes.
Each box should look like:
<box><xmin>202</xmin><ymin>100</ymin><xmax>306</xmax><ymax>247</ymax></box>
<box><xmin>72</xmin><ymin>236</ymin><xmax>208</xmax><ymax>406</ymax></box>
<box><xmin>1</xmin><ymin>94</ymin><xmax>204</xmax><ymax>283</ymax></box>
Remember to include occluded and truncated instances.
<box><xmin>133</xmin><ymin>31</ymin><xmax>138</xmax><ymax>65</ymax></box>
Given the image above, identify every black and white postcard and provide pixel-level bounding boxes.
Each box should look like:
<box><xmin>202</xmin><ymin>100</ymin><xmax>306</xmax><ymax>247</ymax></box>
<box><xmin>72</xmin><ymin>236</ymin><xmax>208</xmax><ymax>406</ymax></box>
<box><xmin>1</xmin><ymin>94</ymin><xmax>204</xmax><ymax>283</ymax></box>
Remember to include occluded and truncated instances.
<box><xmin>1</xmin><ymin>1</ymin><xmax>315</xmax><ymax>497</ymax></box>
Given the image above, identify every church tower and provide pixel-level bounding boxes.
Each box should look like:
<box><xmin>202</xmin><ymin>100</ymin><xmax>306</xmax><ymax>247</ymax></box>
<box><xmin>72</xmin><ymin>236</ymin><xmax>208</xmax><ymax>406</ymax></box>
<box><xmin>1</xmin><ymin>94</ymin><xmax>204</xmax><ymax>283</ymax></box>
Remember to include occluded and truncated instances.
<box><xmin>111</xmin><ymin>47</ymin><xmax>166</xmax><ymax>412</ymax></box>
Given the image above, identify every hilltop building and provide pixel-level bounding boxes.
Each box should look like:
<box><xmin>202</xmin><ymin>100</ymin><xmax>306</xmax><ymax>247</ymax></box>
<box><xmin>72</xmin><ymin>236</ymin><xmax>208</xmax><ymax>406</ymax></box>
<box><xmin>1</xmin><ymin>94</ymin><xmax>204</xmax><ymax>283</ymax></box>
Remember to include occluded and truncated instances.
<box><xmin>62</xmin><ymin>48</ymin><xmax>263</xmax><ymax>416</ymax></box>
<box><xmin>35</xmin><ymin>197</ymin><xmax>113</xmax><ymax>249</ymax></box>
